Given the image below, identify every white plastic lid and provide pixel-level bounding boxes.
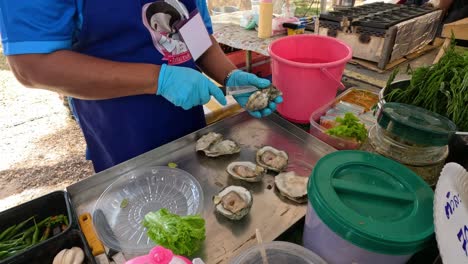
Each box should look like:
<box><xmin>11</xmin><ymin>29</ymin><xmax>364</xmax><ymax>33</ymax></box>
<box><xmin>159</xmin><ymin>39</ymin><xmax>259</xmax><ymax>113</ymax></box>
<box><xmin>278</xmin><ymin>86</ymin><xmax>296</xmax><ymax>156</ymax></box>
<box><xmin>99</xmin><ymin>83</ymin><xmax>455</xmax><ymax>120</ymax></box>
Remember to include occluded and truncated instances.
<box><xmin>229</xmin><ymin>241</ymin><xmax>328</xmax><ymax>264</ymax></box>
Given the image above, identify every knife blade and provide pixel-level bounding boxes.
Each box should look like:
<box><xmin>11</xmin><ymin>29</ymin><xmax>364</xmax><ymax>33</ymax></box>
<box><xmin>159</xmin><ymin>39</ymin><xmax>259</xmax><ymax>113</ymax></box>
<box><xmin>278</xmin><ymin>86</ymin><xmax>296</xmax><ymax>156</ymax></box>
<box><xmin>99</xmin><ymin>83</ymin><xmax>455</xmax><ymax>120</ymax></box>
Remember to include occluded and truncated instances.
<box><xmin>79</xmin><ymin>213</ymin><xmax>110</xmax><ymax>264</ymax></box>
<box><xmin>221</xmin><ymin>85</ymin><xmax>259</xmax><ymax>96</ymax></box>
<box><xmin>94</xmin><ymin>209</ymin><xmax>127</xmax><ymax>264</ymax></box>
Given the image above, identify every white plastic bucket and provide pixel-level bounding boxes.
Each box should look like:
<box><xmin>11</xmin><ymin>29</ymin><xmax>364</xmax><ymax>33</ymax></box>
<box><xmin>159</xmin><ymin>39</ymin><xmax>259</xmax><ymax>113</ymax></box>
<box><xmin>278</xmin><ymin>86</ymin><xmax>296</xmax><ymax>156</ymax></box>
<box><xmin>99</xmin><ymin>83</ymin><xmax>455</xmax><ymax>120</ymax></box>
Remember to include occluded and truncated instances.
<box><xmin>303</xmin><ymin>203</ymin><xmax>413</xmax><ymax>264</ymax></box>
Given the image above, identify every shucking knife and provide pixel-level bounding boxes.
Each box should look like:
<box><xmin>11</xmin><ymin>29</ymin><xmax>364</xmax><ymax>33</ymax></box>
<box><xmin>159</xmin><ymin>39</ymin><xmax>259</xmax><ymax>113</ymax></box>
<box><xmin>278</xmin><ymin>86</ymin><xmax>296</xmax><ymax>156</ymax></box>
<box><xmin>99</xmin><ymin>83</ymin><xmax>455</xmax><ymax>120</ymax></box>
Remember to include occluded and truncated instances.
<box><xmin>94</xmin><ymin>209</ymin><xmax>127</xmax><ymax>264</ymax></box>
<box><xmin>221</xmin><ymin>85</ymin><xmax>259</xmax><ymax>96</ymax></box>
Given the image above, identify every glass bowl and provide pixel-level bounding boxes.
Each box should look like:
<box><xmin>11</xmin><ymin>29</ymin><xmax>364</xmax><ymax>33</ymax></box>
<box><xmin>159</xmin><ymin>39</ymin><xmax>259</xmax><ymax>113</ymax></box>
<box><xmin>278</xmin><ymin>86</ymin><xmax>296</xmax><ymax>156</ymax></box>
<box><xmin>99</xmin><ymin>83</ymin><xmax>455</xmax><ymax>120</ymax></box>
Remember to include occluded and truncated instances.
<box><xmin>92</xmin><ymin>166</ymin><xmax>204</xmax><ymax>255</ymax></box>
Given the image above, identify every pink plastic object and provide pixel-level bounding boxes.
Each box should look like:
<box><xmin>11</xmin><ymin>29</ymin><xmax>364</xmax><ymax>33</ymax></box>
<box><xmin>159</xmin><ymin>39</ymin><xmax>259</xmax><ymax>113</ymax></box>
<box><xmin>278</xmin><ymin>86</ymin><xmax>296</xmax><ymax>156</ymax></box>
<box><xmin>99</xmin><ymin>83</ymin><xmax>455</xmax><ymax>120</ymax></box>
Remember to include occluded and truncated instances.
<box><xmin>272</xmin><ymin>17</ymin><xmax>300</xmax><ymax>36</ymax></box>
<box><xmin>268</xmin><ymin>35</ymin><xmax>352</xmax><ymax>123</ymax></box>
<box><xmin>125</xmin><ymin>246</ymin><xmax>192</xmax><ymax>264</ymax></box>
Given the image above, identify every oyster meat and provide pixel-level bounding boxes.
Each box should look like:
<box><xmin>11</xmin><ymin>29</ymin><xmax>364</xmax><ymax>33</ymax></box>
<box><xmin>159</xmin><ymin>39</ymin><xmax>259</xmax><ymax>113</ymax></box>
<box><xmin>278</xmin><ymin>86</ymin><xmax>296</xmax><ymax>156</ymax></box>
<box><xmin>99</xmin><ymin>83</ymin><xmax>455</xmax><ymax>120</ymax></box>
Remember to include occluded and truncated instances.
<box><xmin>245</xmin><ymin>86</ymin><xmax>282</xmax><ymax>111</ymax></box>
<box><xmin>256</xmin><ymin>146</ymin><xmax>289</xmax><ymax>172</ymax></box>
<box><xmin>196</xmin><ymin>132</ymin><xmax>240</xmax><ymax>157</ymax></box>
<box><xmin>227</xmin><ymin>161</ymin><xmax>266</xmax><ymax>182</ymax></box>
<box><xmin>275</xmin><ymin>171</ymin><xmax>308</xmax><ymax>203</ymax></box>
<box><xmin>213</xmin><ymin>186</ymin><xmax>252</xmax><ymax>220</ymax></box>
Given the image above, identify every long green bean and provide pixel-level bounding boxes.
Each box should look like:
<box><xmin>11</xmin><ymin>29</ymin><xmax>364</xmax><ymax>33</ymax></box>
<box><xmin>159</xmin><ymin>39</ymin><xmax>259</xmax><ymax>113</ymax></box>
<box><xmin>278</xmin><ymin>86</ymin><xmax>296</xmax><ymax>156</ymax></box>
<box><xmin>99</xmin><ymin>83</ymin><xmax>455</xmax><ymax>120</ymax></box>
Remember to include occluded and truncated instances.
<box><xmin>31</xmin><ymin>221</ymin><xmax>39</xmax><ymax>245</ymax></box>
<box><xmin>0</xmin><ymin>214</ymin><xmax>68</xmax><ymax>260</ymax></box>
<box><xmin>4</xmin><ymin>216</ymin><xmax>35</xmax><ymax>241</ymax></box>
<box><xmin>0</xmin><ymin>226</ymin><xmax>16</xmax><ymax>241</ymax></box>
<box><xmin>386</xmin><ymin>37</ymin><xmax>468</xmax><ymax>131</ymax></box>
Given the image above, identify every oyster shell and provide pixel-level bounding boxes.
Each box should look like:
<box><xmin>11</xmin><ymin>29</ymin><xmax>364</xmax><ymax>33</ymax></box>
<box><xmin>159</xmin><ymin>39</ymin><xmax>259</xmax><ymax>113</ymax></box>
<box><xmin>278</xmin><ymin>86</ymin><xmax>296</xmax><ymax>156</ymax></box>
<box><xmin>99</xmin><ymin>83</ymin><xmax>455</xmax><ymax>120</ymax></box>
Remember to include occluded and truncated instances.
<box><xmin>227</xmin><ymin>161</ymin><xmax>266</xmax><ymax>182</ymax></box>
<box><xmin>196</xmin><ymin>132</ymin><xmax>222</xmax><ymax>151</ymax></box>
<box><xmin>256</xmin><ymin>146</ymin><xmax>289</xmax><ymax>172</ymax></box>
<box><xmin>245</xmin><ymin>91</ymin><xmax>269</xmax><ymax>111</ymax></box>
<box><xmin>245</xmin><ymin>86</ymin><xmax>282</xmax><ymax>111</ymax></box>
<box><xmin>275</xmin><ymin>171</ymin><xmax>308</xmax><ymax>203</ymax></box>
<box><xmin>213</xmin><ymin>186</ymin><xmax>252</xmax><ymax>220</ymax></box>
<box><xmin>196</xmin><ymin>132</ymin><xmax>240</xmax><ymax>157</ymax></box>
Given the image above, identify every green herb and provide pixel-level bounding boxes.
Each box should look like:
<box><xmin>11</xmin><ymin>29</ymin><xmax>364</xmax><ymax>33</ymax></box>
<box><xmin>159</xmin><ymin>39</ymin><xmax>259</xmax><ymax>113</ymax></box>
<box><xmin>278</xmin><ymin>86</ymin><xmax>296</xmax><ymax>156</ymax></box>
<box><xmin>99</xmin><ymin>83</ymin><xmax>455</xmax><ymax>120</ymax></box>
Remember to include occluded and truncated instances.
<box><xmin>326</xmin><ymin>113</ymin><xmax>368</xmax><ymax>142</ymax></box>
<box><xmin>167</xmin><ymin>162</ymin><xmax>178</xmax><ymax>168</ymax></box>
<box><xmin>385</xmin><ymin>36</ymin><xmax>468</xmax><ymax>131</ymax></box>
<box><xmin>143</xmin><ymin>208</ymin><xmax>205</xmax><ymax>256</ymax></box>
<box><xmin>120</xmin><ymin>198</ymin><xmax>129</xmax><ymax>208</ymax></box>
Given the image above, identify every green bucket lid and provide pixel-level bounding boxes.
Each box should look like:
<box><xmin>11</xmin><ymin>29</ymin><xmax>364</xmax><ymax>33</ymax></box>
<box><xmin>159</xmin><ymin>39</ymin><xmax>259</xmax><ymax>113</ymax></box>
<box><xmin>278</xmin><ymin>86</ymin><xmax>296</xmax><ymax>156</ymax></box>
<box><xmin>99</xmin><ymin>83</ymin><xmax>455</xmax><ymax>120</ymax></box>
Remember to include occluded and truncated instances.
<box><xmin>309</xmin><ymin>151</ymin><xmax>434</xmax><ymax>255</ymax></box>
<box><xmin>377</xmin><ymin>102</ymin><xmax>456</xmax><ymax>146</ymax></box>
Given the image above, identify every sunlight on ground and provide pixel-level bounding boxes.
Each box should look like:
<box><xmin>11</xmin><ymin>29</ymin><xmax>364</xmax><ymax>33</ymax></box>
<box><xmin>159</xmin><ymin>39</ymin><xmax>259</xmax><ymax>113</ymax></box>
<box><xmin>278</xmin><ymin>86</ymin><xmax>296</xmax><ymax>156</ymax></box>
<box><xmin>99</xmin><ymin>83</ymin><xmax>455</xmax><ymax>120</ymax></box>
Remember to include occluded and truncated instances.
<box><xmin>0</xmin><ymin>70</ymin><xmax>69</xmax><ymax>171</ymax></box>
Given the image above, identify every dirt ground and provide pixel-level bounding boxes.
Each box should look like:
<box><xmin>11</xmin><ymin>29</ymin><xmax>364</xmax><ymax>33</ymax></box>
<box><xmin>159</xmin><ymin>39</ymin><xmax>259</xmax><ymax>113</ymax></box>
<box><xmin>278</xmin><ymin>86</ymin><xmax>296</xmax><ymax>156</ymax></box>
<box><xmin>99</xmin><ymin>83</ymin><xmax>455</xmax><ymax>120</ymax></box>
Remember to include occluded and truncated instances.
<box><xmin>0</xmin><ymin>49</ymin><xmax>94</xmax><ymax>212</ymax></box>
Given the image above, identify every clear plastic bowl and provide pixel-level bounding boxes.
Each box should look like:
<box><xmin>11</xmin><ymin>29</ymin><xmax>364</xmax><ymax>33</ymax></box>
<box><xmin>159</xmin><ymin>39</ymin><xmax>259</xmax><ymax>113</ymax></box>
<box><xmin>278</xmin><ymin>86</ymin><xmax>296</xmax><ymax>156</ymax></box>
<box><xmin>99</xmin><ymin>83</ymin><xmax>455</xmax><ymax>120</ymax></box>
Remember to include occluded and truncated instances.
<box><xmin>230</xmin><ymin>241</ymin><xmax>328</xmax><ymax>264</ymax></box>
<box><xmin>93</xmin><ymin>166</ymin><xmax>204</xmax><ymax>255</ymax></box>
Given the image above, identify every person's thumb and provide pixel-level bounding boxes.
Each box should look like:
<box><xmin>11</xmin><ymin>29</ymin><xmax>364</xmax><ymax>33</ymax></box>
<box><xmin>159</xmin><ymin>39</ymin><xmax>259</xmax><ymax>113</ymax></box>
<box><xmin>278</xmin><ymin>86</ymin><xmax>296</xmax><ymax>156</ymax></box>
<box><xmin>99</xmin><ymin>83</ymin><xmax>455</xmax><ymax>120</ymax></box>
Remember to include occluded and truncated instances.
<box><xmin>208</xmin><ymin>82</ymin><xmax>227</xmax><ymax>106</ymax></box>
<box><xmin>247</xmin><ymin>73</ymin><xmax>270</xmax><ymax>88</ymax></box>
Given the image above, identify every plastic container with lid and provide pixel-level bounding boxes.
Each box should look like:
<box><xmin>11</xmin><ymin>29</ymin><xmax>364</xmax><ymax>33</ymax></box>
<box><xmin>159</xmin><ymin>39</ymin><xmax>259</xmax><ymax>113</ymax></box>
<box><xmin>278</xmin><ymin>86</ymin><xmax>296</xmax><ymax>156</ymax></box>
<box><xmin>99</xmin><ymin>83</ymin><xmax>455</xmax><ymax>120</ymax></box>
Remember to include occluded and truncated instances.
<box><xmin>309</xmin><ymin>88</ymin><xmax>379</xmax><ymax>150</ymax></box>
<box><xmin>364</xmin><ymin>102</ymin><xmax>456</xmax><ymax>186</ymax></box>
<box><xmin>303</xmin><ymin>151</ymin><xmax>435</xmax><ymax>264</ymax></box>
<box><xmin>230</xmin><ymin>241</ymin><xmax>328</xmax><ymax>264</ymax></box>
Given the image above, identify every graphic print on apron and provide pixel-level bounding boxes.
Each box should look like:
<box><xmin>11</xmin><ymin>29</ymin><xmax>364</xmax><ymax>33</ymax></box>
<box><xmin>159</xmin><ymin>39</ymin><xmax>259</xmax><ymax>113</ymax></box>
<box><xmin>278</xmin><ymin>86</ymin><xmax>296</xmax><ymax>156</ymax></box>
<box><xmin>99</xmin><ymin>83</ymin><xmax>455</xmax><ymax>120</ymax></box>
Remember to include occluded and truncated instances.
<box><xmin>142</xmin><ymin>1</ymin><xmax>192</xmax><ymax>65</ymax></box>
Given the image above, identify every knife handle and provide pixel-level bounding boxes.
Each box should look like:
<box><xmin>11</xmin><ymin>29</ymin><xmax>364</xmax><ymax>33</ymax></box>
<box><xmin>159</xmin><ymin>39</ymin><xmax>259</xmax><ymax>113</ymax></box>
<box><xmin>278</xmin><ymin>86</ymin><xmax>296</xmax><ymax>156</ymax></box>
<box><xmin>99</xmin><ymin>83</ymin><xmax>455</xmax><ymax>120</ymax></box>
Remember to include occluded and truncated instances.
<box><xmin>219</xmin><ymin>86</ymin><xmax>227</xmax><ymax>96</ymax></box>
<box><xmin>79</xmin><ymin>213</ymin><xmax>106</xmax><ymax>256</ymax></box>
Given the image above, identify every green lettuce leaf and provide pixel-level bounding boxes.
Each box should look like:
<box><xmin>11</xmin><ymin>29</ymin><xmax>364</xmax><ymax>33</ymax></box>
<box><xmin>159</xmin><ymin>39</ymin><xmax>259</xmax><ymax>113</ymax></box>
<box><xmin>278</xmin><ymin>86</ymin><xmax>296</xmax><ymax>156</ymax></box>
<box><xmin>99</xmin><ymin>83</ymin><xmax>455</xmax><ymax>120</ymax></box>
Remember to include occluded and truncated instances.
<box><xmin>143</xmin><ymin>208</ymin><xmax>206</xmax><ymax>256</ymax></box>
<box><xmin>325</xmin><ymin>112</ymin><xmax>367</xmax><ymax>142</ymax></box>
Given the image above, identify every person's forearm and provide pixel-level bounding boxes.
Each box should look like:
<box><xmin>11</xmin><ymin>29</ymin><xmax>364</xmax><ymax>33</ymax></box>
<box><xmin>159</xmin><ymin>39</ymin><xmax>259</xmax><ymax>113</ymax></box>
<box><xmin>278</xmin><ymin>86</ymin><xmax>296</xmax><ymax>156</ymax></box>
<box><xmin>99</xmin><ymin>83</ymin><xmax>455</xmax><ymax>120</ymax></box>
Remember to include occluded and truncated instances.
<box><xmin>197</xmin><ymin>36</ymin><xmax>237</xmax><ymax>85</ymax></box>
<box><xmin>7</xmin><ymin>50</ymin><xmax>160</xmax><ymax>100</ymax></box>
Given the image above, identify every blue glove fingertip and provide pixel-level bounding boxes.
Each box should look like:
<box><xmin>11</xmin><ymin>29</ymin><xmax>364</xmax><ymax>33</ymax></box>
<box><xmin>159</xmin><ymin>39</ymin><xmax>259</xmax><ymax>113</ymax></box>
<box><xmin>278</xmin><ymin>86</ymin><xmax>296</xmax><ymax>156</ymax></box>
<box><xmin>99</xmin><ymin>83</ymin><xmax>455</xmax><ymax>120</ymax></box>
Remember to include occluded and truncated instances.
<box><xmin>257</xmin><ymin>78</ymin><xmax>271</xmax><ymax>88</ymax></box>
<box><xmin>261</xmin><ymin>108</ymin><xmax>272</xmax><ymax>117</ymax></box>
<box><xmin>268</xmin><ymin>101</ymin><xmax>277</xmax><ymax>112</ymax></box>
<box><xmin>274</xmin><ymin>96</ymin><xmax>283</xmax><ymax>104</ymax></box>
<box><xmin>249</xmin><ymin>111</ymin><xmax>262</xmax><ymax>118</ymax></box>
<box><xmin>208</xmin><ymin>84</ymin><xmax>227</xmax><ymax>106</ymax></box>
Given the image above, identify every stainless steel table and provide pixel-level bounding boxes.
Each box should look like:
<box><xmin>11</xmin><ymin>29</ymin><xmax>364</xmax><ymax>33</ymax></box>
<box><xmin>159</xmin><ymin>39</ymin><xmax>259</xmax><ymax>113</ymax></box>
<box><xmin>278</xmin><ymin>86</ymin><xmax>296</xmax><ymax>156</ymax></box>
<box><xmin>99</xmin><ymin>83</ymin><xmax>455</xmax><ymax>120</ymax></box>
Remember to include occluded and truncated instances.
<box><xmin>67</xmin><ymin>112</ymin><xmax>336</xmax><ymax>263</ymax></box>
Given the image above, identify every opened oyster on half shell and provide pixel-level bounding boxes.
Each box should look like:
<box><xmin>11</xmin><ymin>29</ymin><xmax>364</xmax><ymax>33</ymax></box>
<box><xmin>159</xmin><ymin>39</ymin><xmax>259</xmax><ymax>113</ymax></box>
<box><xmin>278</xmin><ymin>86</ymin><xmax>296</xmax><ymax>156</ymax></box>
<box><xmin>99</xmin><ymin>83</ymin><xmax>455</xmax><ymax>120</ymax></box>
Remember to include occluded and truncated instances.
<box><xmin>275</xmin><ymin>171</ymin><xmax>308</xmax><ymax>203</ymax></box>
<box><xmin>245</xmin><ymin>86</ymin><xmax>282</xmax><ymax>111</ymax></box>
<box><xmin>213</xmin><ymin>186</ymin><xmax>252</xmax><ymax>220</ymax></box>
<box><xmin>227</xmin><ymin>161</ymin><xmax>266</xmax><ymax>182</ymax></box>
<box><xmin>196</xmin><ymin>132</ymin><xmax>240</xmax><ymax>157</ymax></box>
<box><xmin>256</xmin><ymin>146</ymin><xmax>289</xmax><ymax>172</ymax></box>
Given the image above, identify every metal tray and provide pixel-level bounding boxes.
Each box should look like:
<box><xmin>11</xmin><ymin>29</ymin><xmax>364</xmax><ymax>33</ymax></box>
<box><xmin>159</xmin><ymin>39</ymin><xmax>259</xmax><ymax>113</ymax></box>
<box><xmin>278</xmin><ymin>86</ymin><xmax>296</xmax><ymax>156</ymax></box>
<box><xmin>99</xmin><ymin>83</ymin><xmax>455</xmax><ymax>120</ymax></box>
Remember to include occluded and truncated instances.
<box><xmin>67</xmin><ymin>113</ymin><xmax>336</xmax><ymax>263</ymax></box>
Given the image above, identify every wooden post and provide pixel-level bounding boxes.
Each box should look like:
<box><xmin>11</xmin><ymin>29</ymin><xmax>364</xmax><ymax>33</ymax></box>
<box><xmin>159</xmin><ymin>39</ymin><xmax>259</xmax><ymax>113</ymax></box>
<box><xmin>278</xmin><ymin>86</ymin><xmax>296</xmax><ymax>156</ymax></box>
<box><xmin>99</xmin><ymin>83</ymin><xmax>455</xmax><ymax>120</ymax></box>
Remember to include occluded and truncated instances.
<box><xmin>434</xmin><ymin>17</ymin><xmax>468</xmax><ymax>64</ymax></box>
<box><xmin>433</xmin><ymin>38</ymin><xmax>451</xmax><ymax>64</ymax></box>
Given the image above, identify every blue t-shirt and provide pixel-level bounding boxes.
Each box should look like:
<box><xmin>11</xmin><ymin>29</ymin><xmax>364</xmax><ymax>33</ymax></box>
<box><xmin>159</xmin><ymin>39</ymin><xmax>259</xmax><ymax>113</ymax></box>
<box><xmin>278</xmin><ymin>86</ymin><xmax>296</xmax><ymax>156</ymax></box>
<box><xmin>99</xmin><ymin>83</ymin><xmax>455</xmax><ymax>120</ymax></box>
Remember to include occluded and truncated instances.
<box><xmin>0</xmin><ymin>0</ymin><xmax>213</xmax><ymax>55</ymax></box>
<box><xmin>0</xmin><ymin>0</ymin><xmax>215</xmax><ymax>172</ymax></box>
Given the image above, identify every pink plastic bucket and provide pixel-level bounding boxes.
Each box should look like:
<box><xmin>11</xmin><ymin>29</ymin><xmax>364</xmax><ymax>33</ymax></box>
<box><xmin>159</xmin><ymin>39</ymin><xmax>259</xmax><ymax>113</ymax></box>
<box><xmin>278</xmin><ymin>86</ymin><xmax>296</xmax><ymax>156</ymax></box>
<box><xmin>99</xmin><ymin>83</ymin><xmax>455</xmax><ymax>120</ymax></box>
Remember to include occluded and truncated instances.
<box><xmin>268</xmin><ymin>35</ymin><xmax>352</xmax><ymax>123</ymax></box>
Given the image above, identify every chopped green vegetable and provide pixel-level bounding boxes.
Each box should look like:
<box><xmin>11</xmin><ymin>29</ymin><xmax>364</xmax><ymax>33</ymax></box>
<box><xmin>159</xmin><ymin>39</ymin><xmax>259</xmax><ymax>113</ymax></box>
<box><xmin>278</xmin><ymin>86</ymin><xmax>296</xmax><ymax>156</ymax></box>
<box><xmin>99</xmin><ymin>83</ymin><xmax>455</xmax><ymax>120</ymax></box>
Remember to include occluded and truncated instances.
<box><xmin>167</xmin><ymin>162</ymin><xmax>178</xmax><ymax>168</ymax></box>
<box><xmin>143</xmin><ymin>208</ymin><xmax>205</xmax><ymax>256</ymax></box>
<box><xmin>326</xmin><ymin>113</ymin><xmax>368</xmax><ymax>142</ymax></box>
<box><xmin>386</xmin><ymin>36</ymin><xmax>468</xmax><ymax>131</ymax></box>
<box><xmin>120</xmin><ymin>198</ymin><xmax>129</xmax><ymax>209</ymax></box>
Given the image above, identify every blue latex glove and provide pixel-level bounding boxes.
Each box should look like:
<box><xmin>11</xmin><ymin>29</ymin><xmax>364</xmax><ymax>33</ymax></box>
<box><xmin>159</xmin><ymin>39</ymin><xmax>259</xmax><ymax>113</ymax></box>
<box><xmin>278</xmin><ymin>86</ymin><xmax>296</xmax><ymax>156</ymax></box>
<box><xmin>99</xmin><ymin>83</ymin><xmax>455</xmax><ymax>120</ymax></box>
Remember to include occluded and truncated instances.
<box><xmin>227</xmin><ymin>70</ymin><xmax>283</xmax><ymax>118</ymax></box>
<box><xmin>157</xmin><ymin>64</ymin><xmax>227</xmax><ymax>110</ymax></box>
